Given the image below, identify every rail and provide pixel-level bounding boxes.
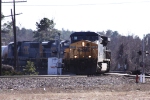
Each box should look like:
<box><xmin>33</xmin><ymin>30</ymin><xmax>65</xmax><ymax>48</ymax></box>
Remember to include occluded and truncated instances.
<box><xmin>0</xmin><ymin>75</ymin><xmax>87</xmax><ymax>78</ymax></box>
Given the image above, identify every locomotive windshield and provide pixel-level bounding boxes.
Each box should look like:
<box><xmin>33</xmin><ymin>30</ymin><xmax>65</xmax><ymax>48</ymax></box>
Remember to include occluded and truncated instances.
<box><xmin>73</xmin><ymin>36</ymin><xmax>83</xmax><ymax>41</ymax></box>
<box><xmin>70</xmin><ymin>32</ymin><xmax>100</xmax><ymax>43</ymax></box>
<box><xmin>74</xmin><ymin>36</ymin><xmax>77</xmax><ymax>40</ymax></box>
<box><xmin>72</xmin><ymin>36</ymin><xmax>98</xmax><ymax>42</ymax></box>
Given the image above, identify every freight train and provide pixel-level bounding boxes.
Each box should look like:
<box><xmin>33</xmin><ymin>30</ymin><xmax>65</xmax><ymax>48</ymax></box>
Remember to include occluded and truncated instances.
<box><xmin>1</xmin><ymin>32</ymin><xmax>111</xmax><ymax>75</ymax></box>
<box><xmin>1</xmin><ymin>40</ymin><xmax>70</xmax><ymax>74</ymax></box>
<box><xmin>62</xmin><ymin>32</ymin><xmax>111</xmax><ymax>75</ymax></box>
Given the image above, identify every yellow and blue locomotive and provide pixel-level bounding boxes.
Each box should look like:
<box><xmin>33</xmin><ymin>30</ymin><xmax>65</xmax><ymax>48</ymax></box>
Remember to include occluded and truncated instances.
<box><xmin>63</xmin><ymin>32</ymin><xmax>111</xmax><ymax>75</ymax></box>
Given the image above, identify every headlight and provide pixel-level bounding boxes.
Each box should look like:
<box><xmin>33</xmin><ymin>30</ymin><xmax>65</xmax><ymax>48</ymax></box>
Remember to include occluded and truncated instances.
<box><xmin>88</xmin><ymin>55</ymin><xmax>91</xmax><ymax>58</ymax></box>
<box><xmin>74</xmin><ymin>55</ymin><xmax>77</xmax><ymax>58</ymax></box>
<box><xmin>82</xmin><ymin>42</ymin><xmax>85</xmax><ymax>47</ymax></box>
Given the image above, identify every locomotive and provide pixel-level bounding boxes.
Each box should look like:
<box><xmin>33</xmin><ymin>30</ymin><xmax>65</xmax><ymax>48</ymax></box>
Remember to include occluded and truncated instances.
<box><xmin>62</xmin><ymin>32</ymin><xmax>111</xmax><ymax>75</ymax></box>
<box><xmin>2</xmin><ymin>40</ymin><xmax>70</xmax><ymax>74</ymax></box>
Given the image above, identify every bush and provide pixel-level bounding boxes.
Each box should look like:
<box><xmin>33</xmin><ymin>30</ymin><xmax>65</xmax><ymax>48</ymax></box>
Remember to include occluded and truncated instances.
<box><xmin>2</xmin><ymin>64</ymin><xmax>14</xmax><ymax>72</ymax></box>
<box><xmin>23</xmin><ymin>61</ymin><xmax>38</xmax><ymax>75</ymax></box>
<box><xmin>2</xmin><ymin>64</ymin><xmax>23</xmax><ymax>75</ymax></box>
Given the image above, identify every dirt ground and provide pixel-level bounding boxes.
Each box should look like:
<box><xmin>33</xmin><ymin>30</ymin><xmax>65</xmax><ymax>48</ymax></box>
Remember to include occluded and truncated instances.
<box><xmin>0</xmin><ymin>84</ymin><xmax>150</xmax><ymax>100</ymax></box>
<box><xmin>0</xmin><ymin>91</ymin><xmax>150</xmax><ymax>100</ymax></box>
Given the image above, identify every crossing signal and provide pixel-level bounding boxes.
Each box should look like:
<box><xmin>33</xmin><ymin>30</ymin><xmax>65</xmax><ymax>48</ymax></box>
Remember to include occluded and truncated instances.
<box><xmin>146</xmin><ymin>51</ymin><xmax>149</xmax><ymax>56</ymax></box>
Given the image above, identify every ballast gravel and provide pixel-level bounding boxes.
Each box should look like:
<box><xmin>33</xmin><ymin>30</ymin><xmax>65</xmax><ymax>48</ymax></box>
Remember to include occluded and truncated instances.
<box><xmin>0</xmin><ymin>75</ymin><xmax>150</xmax><ymax>93</ymax></box>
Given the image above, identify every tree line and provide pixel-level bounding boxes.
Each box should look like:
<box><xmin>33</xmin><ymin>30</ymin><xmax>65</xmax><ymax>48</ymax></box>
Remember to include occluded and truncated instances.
<box><xmin>1</xmin><ymin>14</ymin><xmax>150</xmax><ymax>73</ymax></box>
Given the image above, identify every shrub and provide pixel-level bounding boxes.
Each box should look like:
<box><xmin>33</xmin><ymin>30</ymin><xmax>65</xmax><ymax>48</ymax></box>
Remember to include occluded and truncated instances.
<box><xmin>2</xmin><ymin>64</ymin><xmax>23</xmax><ymax>75</ymax></box>
<box><xmin>23</xmin><ymin>61</ymin><xmax>38</xmax><ymax>75</ymax></box>
<box><xmin>2</xmin><ymin>64</ymin><xmax>14</xmax><ymax>72</ymax></box>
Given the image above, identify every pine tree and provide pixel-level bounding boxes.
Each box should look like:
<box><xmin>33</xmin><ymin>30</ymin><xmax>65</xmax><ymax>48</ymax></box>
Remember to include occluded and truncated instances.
<box><xmin>23</xmin><ymin>61</ymin><xmax>38</xmax><ymax>75</ymax></box>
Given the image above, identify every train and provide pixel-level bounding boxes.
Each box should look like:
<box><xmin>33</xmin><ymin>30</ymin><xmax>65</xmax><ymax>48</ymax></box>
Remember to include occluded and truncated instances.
<box><xmin>1</xmin><ymin>40</ymin><xmax>70</xmax><ymax>74</ymax></box>
<box><xmin>1</xmin><ymin>31</ymin><xmax>111</xmax><ymax>75</ymax></box>
<box><xmin>62</xmin><ymin>32</ymin><xmax>111</xmax><ymax>75</ymax></box>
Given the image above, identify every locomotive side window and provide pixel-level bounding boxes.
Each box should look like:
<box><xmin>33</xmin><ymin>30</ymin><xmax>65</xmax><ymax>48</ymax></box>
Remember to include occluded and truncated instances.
<box><xmin>74</xmin><ymin>36</ymin><xmax>77</xmax><ymax>40</ymax></box>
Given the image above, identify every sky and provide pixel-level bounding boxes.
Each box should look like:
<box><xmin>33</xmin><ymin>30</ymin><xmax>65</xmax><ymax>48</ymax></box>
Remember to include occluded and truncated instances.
<box><xmin>2</xmin><ymin>0</ymin><xmax>150</xmax><ymax>38</ymax></box>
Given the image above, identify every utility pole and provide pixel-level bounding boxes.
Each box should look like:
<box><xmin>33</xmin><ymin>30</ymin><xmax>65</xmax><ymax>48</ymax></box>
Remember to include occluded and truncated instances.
<box><xmin>58</xmin><ymin>33</ymin><xmax>61</xmax><ymax>59</ymax></box>
<box><xmin>4</xmin><ymin>12</ymin><xmax>22</xmax><ymax>18</ymax></box>
<box><xmin>57</xmin><ymin>33</ymin><xmax>61</xmax><ymax>75</ymax></box>
<box><xmin>13</xmin><ymin>0</ymin><xmax>17</xmax><ymax>70</ymax></box>
<box><xmin>142</xmin><ymin>34</ymin><xmax>145</xmax><ymax>75</ymax></box>
<box><xmin>1</xmin><ymin>0</ymin><xmax>26</xmax><ymax>71</ymax></box>
<box><xmin>140</xmin><ymin>34</ymin><xmax>146</xmax><ymax>83</ymax></box>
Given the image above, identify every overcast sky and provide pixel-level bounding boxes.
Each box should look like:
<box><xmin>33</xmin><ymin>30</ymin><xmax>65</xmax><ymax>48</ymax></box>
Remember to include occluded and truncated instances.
<box><xmin>2</xmin><ymin>0</ymin><xmax>150</xmax><ymax>38</ymax></box>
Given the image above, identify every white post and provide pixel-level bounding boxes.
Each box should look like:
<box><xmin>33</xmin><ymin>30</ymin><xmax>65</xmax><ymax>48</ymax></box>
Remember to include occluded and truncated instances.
<box><xmin>140</xmin><ymin>74</ymin><xmax>146</xmax><ymax>83</ymax></box>
<box><xmin>143</xmin><ymin>74</ymin><xmax>145</xmax><ymax>83</ymax></box>
<box><xmin>140</xmin><ymin>74</ymin><xmax>143</xmax><ymax>83</ymax></box>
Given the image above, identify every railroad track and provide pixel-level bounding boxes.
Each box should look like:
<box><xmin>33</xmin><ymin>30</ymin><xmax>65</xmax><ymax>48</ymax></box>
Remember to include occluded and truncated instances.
<box><xmin>0</xmin><ymin>73</ymin><xmax>117</xmax><ymax>78</ymax></box>
<box><xmin>0</xmin><ymin>71</ymin><xmax>149</xmax><ymax>78</ymax></box>
<box><xmin>0</xmin><ymin>75</ymin><xmax>87</xmax><ymax>78</ymax></box>
<box><xmin>105</xmin><ymin>72</ymin><xmax>150</xmax><ymax>78</ymax></box>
